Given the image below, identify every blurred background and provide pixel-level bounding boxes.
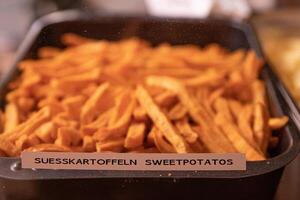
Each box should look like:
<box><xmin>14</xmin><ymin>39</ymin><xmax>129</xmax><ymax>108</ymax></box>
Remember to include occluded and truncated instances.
<box><xmin>1</xmin><ymin>0</ymin><xmax>300</xmax><ymax>73</ymax></box>
<box><xmin>0</xmin><ymin>0</ymin><xmax>299</xmax><ymax>199</ymax></box>
<box><xmin>0</xmin><ymin>0</ymin><xmax>300</xmax><ymax>70</ymax></box>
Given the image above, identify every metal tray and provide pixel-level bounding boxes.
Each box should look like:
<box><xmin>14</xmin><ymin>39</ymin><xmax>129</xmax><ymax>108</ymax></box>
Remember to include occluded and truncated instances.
<box><xmin>0</xmin><ymin>10</ymin><xmax>299</xmax><ymax>200</ymax></box>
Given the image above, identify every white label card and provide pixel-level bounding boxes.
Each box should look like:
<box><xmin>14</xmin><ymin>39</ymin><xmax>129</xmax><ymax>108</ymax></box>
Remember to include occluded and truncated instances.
<box><xmin>21</xmin><ymin>152</ymin><xmax>246</xmax><ymax>171</ymax></box>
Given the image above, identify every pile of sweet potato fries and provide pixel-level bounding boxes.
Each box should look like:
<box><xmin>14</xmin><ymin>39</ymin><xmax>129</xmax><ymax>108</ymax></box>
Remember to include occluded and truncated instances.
<box><xmin>0</xmin><ymin>34</ymin><xmax>288</xmax><ymax>160</ymax></box>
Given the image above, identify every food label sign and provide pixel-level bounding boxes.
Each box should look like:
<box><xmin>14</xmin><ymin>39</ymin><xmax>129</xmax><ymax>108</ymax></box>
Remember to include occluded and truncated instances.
<box><xmin>21</xmin><ymin>152</ymin><xmax>246</xmax><ymax>171</ymax></box>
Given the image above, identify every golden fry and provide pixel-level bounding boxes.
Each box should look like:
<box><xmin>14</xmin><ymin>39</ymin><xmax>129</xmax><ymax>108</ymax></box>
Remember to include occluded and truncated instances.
<box><xmin>168</xmin><ymin>103</ymin><xmax>187</xmax><ymax>121</ymax></box>
<box><xmin>183</xmin><ymin>69</ymin><xmax>225</xmax><ymax>87</ymax></box>
<box><xmin>237</xmin><ymin>104</ymin><xmax>257</xmax><ymax>146</ymax></box>
<box><xmin>55</xmin><ymin>127</ymin><xmax>82</xmax><ymax>147</ymax></box>
<box><xmin>154</xmin><ymin>90</ymin><xmax>178</xmax><ymax>108</ymax></box>
<box><xmin>124</xmin><ymin>123</ymin><xmax>146</xmax><ymax>149</ymax></box>
<box><xmin>146</xmin><ymin>128</ymin><xmax>155</xmax><ymax>146</ymax></box>
<box><xmin>82</xmin><ymin>136</ymin><xmax>96</xmax><ymax>152</ymax></box>
<box><xmin>136</xmin><ymin>85</ymin><xmax>191</xmax><ymax>153</ymax></box>
<box><xmin>61</xmin><ymin>33</ymin><xmax>95</xmax><ymax>46</ymax></box>
<box><xmin>38</xmin><ymin>47</ymin><xmax>61</xmax><ymax>58</ymax></box>
<box><xmin>0</xmin><ymin>139</ymin><xmax>19</xmax><ymax>156</ymax></box>
<box><xmin>175</xmin><ymin>118</ymin><xmax>198</xmax><ymax>144</ymax></box>
<box><xmin>151</xmin><ymin>127</ymin><xmax>176</xmax><ymax>153</ymax></box>
<box><xmin>268</xmin><ymin>116</ymin><xmax>289</xmax><ymax>130</ymax></box>
<box><xmin>96</xmin><ymin>138</ymin><xmax>125</xmax><ymax>152</ymax></box>
<box><xmin>253</xmin><ymin>103</ymin><xmax>271</xmax><ymax>153</ymax></box>
<box><xmin>80</xmin><ymin>82</ymin><xmax>111</xmax><ymax>124</ymax></box>
<box><xmin>133</xmin><ymin>106</ymin><xmax>148</xmax><ymax>122</ymax></box>
<box><xmin>4</xmin><ymin>103</ymin><xmax>19</xmax><ymax>132</ymax></box>
<box><xmin>24</xmin><ymin>143</ymin><xmax>71</xmax><ymax>152</ymax></box>
<box><xmin>34</xmin><ymin>121</ymin><xmax>56</xmax><ymax>143</ymax></box>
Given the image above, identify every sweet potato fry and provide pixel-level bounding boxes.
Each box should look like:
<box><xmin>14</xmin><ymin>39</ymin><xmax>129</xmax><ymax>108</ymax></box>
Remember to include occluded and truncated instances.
<box><xmin>237</xmin><ymin>104</ymin><xmax>257</xmax><ymax>146</ymax></box>
<box><xmin>53</xmin><ymin>113</ymin><xmax>78</xmax><ymax>129</ymax></box>
<box><xmin>82</xmin><ymin>136</ymin><xmax>96</xmax><ymax>152</ymax></box>
<box><xmin>61</xmin><ymin>33</ymin><xmax>95</xmax><ymax>46</ymax></box>
<box><xmin>55</xmin><ymin>127</ymin><xmax>82</xmax><ymax>147</ymax></box>
<box><xmin>154</xmin><ymin>90</ymin><xmax>178</xmax><ymax>108</ymax></box>
<box><xmin>124</xmin><ymin>123</ymin><xmax>146</xmax><ymax>149</ymax></box>
<box><xmin>253</xmin><ymin>103</ymin><xmax>271</xmax><ymax>153</ymax></box>
<box><xmin>93</xmin><ymin>125</ymin><xmax>126</xmax><ymax>142</ymax></box>
<box><xmin>37</xmin><ymin>98</ymin><xmax>64</xmax><ymax>115</ymax></box>
<box><xmin>183</xmin><ymin>69</ymin><xmax>225</xmax><ymax>87</ymax></box>
<box><xmin>151</xmin><ymin>127</ymin><xmax>176</xmax><ymax>153</ymax></box>
<box><xmin>136</xmin><ymin>85</ymin><xmax>191</xmax><ymax>153</ymax></box>
<box><xmin>15</xmin><ymin>135</ymin><xmax>28</xmax><ymax>151</ymax></box>
<box><xmin>225</xmin><ymin>49</ymin><xmax>245</xmax><ymax>66</ymax></box>
<box><xmin>213</xmin><ymin>98</ymin><xmax>234</xmax><ymax>122</ymax></box>
<box><xmin>62</xmin><ymin>95</ymin><xmax>86</xmax><ymax>120</ymax></box>
<box><xmin>133</xmin><ymin>106</ymin><xmax>148</xmax><ymax>122</ymax></box>
<box><xmin>26</xmin><ymin>134</ymin><xmax>41</xmax><ymax>147</ymax></box>
<box><xmin>38</xmin><ymin>47</ymin><xmax>61</xmax><ymax>58</ymax></box>
<box><xmin>93</xmin><ymin>92</ymin><xmax>136</xmax><ymax>141</ymax></box>
<box><xmin>24</xmin><ymin>143</ymin><xmax>71</xmax><ymax>152</ymax></box>
<box><xmin>17</xmin><ymin>97</ymin><xmax>34</xmax><ymax>113</ymax></box>
<box><xmin>80</xmin><ymin>82</ymin><xmax>111</xmax><ymax>124</ymax></box>
<box><xmin>175</xmin><ymin>118</ymin><xmax>198</xmax><ymax>143</ymax></box>
<box><xmin>4</xmin><ymin>103</ymin><xmax>19</xmax><ymax>132</ymax></box>
<box><xmin>214</xmin><ymin>112</ymin><xmax>265</xmax><ymax>160</ymax></box>
<box><xmin>208</xmin><ymin>88</ymin><xmax>224</xmax><ymax>106</ymax></box>
<box><xmin>228</xmin><ymin>99</ymin><xmax>243</xmax><ymax>121</ymax></box>
<box><xmin>268</xmin><ymin>116</ymin><xmax>288</xmax><ymax>130</ymax></box>
<box><xmin>0</xmin><ymin>139</ymin><xmax>20</xmax><ymax>156</ymax></box>
<box><xmin>242</xmin><ymin>50</ymin><xmax>263</xmax><ymax>82</ymax></box>
<box><xmin>168</xmin><ymin>103</ymin><xmax>187</xmax><ymax>120</ymax></box>
<box><xmin>81</xmin><ymin>109</ymin><xmax>113</xmax><ymax>135</ymax></box>
<box><xmin>96</xmin><ymin>138</ymin><xmax>124</xmax><ymax>152</ymax></box>
<box><xmin>146</xmin><ymin>128</ymin><xmax>155</xmax><ymax>146</ymax></box>
<box><xmin>109</xmin><ymin>90</ymin><xmax>133</xmax><ymax>126</ymax></box>
<box><xmin>192</xmin><ymin>126</ymin><xmax>235</xmax><ymax>153</ymax></box>
<box><xmin>34</xmin><ymin>121</ymin><xmax>56</xmax><ymax>143</ymax></box>
<box><xmin>252</xmin><ymin>80</ymin><xmax>266</xmax><ymax>105</ymax></box>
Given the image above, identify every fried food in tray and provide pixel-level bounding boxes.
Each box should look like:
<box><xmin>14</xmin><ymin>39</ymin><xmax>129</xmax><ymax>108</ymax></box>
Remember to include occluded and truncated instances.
<box><xmin>0</xmin><ymin>33</ymin><xmax>288</xmax><ymax>160</ymax></box>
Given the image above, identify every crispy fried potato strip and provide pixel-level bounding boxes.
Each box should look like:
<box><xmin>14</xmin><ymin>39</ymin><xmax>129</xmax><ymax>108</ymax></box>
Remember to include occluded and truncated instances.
<box><xmin>151</xmin><ymin>127</ymin><xmax>176</xmax><ymax>153</ymax></box>
<box><xmin>124</xmin><ymin>123</ymin><xmax>146</xmax><ymax>149</ymax></box>
<box><xmin>253</xmin><ymin>103</ymin><xmax>271</xmax><ymax>153</ymax></box>
<box><xmin>24</xmin><ymin>144</ymin><xmax>71</xmax><ymax>152</ymax></box>
<box><xmin>136</xmin><ymin>85</ymin><xmax>191</xmax><ymax>153</ymax></box>
<box><xmin>80</xmin><ymin>82</ymin><xmax>111</xmax><ymax>124</ymax></box>
<box><xmin>175</xmin><ymin>118</ymin><xmax>198</xmax><ymax>144</ymax></box>
<box><xmin>268</xmin><ymin>116</ymin><xmax>289</xmax><ymax>130</ymax></box>
<box><xmin>4</xmin><ymin>103</ymin><xmax>19</xmax><ymax>132</ymax></box>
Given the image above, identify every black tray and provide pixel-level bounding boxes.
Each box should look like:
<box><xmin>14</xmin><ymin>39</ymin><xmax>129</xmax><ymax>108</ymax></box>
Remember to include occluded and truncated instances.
<box><xmin>0</xmin><ymin>10</ymin><xmax>299</xmax><ymax>200</ymax></box>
